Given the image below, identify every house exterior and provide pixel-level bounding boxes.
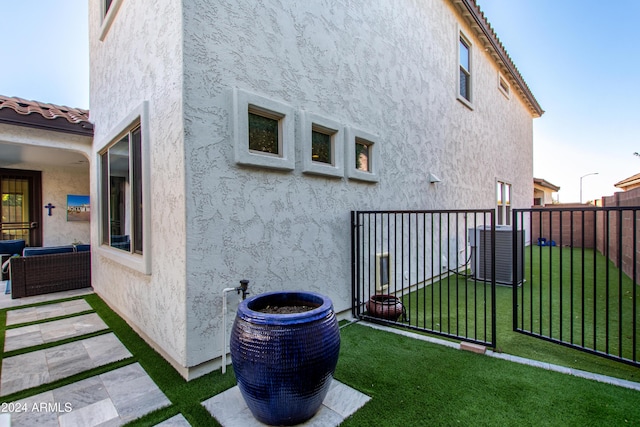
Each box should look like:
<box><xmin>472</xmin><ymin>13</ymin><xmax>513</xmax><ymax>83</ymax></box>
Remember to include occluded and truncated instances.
<box><xmin>89</xmin><ymin>0</ymin><xmax>543</xmax><ymax>379</ymax></box>
<box><xmin>614</xmin><ymin>172</ymin><xmax>640</xmax><ymax>192</ymax></box>
<box><xmin>533</xmin><ymin>177</ymin><xmax>560</xmax><ymax>206</ymax></box>
<box><xmin>0</xmin><ymin>96</ymin><xmax>92</xmax><ymax>247</ymax></box>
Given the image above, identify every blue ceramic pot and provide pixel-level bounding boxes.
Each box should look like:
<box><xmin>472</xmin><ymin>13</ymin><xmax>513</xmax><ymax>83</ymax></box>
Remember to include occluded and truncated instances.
<box><xmin>230</xmin><ymin>291</ymin><xmax>340</xmax><ymax>426</ymax></box>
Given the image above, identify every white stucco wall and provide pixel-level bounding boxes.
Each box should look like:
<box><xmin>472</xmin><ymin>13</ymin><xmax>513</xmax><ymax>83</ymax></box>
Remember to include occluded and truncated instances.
<box><xmin>88</xmin><ymin>0</ymin><xmax>188</xmax><ymax>374</ymax></box>
<box><xmin>90</xmin><ymin>0</ymin><xmax>536</xmax><ymax>378</ymax></box>
<box><xmin>181</xmin><ymin>0</ymin><xmax>535</xmax><ymax>372</ymax></box>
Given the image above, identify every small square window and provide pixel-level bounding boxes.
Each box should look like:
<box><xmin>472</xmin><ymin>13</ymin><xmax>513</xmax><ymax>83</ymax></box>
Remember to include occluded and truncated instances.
<box><xmin>346</xmin><ymin>127</ymin><xmax>379</xmax><ymax>183</ymax></box>
<box><xmin>233</xmin><ymin>88</ymin><xmax>295</xmax><ymax>170</ymax></box>
<box><xmin>300</xmin><ymin>111</ymin><xmax>343</xmax><ymax>178</ymax></box>
<box><xmin>248</xmin><ymin>110</ymin><xmax>280</xmax><ymax>156</ymax></box>
<box><xmin>312</xmin><ymin>128</ymin><xmax>332</xmax><ymax>164</ymax></box>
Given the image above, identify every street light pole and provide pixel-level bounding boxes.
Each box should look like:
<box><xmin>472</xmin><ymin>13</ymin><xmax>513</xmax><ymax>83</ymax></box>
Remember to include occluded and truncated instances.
<box><xmin>580</xmin><ymin>172</ymin><xmax>598</xmax><ymax>204</ymax></box>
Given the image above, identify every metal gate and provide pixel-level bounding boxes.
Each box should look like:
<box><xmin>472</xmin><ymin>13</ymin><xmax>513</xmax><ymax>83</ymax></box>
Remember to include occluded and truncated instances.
<box><xmin>0</xmin><ymin>168</ymin><xmax>42</xmax><ymax>246</ymax></box>
<box><xmin>351</xmin><ymin>210</ymin><xmax>497</xmax><ymax>348</ymax></box>
<box><xmin>513</xmin><ymin>207</ymin><xmax>640</xmax><ymax>368</ymax></box>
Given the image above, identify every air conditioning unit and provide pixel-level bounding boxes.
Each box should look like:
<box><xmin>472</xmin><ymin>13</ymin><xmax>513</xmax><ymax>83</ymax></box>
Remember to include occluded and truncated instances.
<box><xmin>469</xmin><ymin>225</ymin><xmax>524</xmax><ymax>286</ymax></box>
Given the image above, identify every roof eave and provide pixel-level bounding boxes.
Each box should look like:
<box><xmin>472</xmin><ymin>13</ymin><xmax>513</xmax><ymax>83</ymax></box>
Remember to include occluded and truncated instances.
<box><xmin>452</xmin><ymin>0</ymin><xmax>544</xmax><ymax>118</ymax></box>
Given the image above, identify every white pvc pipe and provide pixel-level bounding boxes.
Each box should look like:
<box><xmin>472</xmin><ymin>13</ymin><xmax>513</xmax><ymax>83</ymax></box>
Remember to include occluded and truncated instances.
<box><xmin>221</xmin><ymin>287</ymin><xmax>238</xmax><ymax>374</ymax></box>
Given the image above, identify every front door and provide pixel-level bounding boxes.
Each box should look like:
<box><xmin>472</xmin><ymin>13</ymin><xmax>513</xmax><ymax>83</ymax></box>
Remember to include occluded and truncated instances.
<box><xmin>0</xmin><ymin>168</ymin><xmax>42</xmax><ymax>247</ymax></box>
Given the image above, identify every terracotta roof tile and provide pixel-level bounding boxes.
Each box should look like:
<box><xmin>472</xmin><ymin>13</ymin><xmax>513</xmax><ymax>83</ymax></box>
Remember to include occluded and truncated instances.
<box><xmin>0</xmin><ymin>95</ymin><xmax>93</xmax><ymax>136</ymax></box>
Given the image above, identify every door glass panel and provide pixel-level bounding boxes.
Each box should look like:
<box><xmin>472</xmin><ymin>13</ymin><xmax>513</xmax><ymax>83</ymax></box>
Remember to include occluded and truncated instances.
<box><xmin>1</xmin><ymin>178</ymin><xmax>30</xmax><ymax>242</ymax></box>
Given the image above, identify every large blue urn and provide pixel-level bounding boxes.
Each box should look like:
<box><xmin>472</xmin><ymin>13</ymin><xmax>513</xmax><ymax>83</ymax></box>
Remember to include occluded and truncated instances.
<box><xmin>230</xmin><ymin>291</ymin><xmax>340</xmax><ymax>425</ymax></box>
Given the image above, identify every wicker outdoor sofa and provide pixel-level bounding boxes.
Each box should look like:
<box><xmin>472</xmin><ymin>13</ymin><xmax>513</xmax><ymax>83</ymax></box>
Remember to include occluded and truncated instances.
<box><xmin>4</xmin><ymin>244</ymin><xmax>91</xmax><ymax>299</ymax></box>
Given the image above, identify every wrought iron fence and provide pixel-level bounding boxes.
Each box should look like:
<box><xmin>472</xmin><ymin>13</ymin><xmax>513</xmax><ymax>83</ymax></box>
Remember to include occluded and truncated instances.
<box><xmin>513</xmin><ymin>207</ymin><xmax>640</xmax><ymax>367</ymax></box>
<box><xmin>351</xmin><ymin>210</ymin><xmax>496</xmax><ymax>347</ymax></box>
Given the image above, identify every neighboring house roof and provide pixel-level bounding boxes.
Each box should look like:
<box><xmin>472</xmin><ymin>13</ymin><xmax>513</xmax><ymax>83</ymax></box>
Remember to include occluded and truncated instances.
<box><xmin>0</xmin><ymin>95</ymin><xmax>93</xmax><ymax>136</ymax></box>
<box><xmin>533</xmin><ymin>178</ymin><xmax>560</xmax><ymax>192</ymax></box>
<box><xmin>454</xmin><ymin>0</ymin><xmax>544</xmax><ymax>118</ymax></box>
<box><xmin>614</xmin><ymin>172</ymin><xmax>640</xmax><ymax>190</ymax></box>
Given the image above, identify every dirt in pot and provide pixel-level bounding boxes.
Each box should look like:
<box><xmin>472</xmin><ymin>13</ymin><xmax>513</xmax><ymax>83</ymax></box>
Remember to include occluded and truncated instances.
<box><xmin>258</xmin><ymin>305</ymin><xmax>315</xmax><ymax>314</ymax></box>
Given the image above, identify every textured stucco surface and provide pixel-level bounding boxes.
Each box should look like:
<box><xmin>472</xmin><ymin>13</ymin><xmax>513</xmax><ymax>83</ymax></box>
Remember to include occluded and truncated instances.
<box><xmin>88</xmin><ymin>0</ymin><xmax>188</xmax><ymax>370</ymax></box>
<box><xmin>90</xmin><ymin>0</ymin><xmax>535</xmax><ymax>376</ymax></box>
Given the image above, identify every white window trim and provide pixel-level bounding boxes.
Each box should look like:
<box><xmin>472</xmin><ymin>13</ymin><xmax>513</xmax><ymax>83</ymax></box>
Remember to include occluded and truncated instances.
<box><xmin>457</xmin><ymin>31</ymin><xmax>474</xmax><ymax>110</ymax></box>
<box><xmin>498</xmin><ymin>72</ymin><xmax>511</xmax><ymax>99</ymax></box>
<box><xmin>232</xmin><ymin>88</ymin><xmax>295</xmax><ymax>171</ymax></box>
<box><xmin>496</xmin><ymin>179</ymin><xmax>512</xmax><ymax>226</ymax></box>
<box><xmin>345</xmin><ymin>127</ymin><xmax>379</xmax><ymax>183</ymax></box>
<box><xmin>99</xmin><ymin>0</ymin><xmax>123</xmax><ymax>42</ymax></box>
<box><xmin>300</xmin><ymin>111</ymin><xmax>344</xmax><ymax>178</ymax></box>
<box><xmin>96</xmin><ymin>101</ymin><xmax>152</xmax><ymax>275</ymax></box>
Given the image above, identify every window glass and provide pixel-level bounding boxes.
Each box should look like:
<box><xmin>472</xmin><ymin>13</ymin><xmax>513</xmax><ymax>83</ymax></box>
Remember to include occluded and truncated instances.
<box><xmin>248</xmin><ymin>112</ymin><xmax>279</xmax><ymax>155</ymax></box>
<box><xmin>459</xmin><ymin>37</ymin><xmax>471</xmax><ymax>101</ymax></box>
<box><xmin>101</xmin><ymin>125</ymin><xmax>142</xmax><ymax>254</ymax></box>
<box><xmin>312</xmin><ymin>129</ymin><xmax>332</xmax><ymax>164</ymax></box>
<box><xmin>355</xmin><ymin>139</ymin><xmax>370</xmax><ymax>172</ymax></box>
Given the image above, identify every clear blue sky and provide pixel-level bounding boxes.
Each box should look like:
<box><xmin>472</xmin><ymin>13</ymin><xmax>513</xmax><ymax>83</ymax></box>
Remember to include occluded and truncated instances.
<box><xmin>0</xmin><ymin>1</ymin><xmax>637</xmax><ymax>203</ymax></box>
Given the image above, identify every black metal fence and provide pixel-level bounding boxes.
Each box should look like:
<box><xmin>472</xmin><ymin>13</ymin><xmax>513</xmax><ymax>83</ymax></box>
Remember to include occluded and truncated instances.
<box><xmin>351</xmin><ymin>210</ymin><xmax>496</xmax><ymax>347</ymax></box>
<box><xmin>513</xmin><ymin>207</ymin><xmax>640</xmax><ymax>367</ymax></box>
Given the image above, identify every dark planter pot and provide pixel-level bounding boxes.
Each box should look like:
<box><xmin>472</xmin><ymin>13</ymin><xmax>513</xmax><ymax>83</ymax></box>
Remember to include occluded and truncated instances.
<box><xmin>230</xmin><ymin>291</ymin><xmax>340</xmax><ymax>426</ymax></box>
<box><xmin>366</xmin><ymin>294</ymin><xmax>405</xmax><ymax>321</ymax></box>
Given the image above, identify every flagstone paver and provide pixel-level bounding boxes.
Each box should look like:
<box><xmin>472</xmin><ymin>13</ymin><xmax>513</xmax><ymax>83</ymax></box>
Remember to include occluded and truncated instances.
<box><xmin>6</xmin><ymin>300</ymin><xmax>93</xmax><ymax>326</ymax></box>
<box><xmin>6</xmin><ymin>363</ymin><xmax>170</xmax><ymax>427</ymax></box>
<box><xmin>4</xmin><ymin>313</ymin><xmax>108</xmax><ymax>352</ymax></box>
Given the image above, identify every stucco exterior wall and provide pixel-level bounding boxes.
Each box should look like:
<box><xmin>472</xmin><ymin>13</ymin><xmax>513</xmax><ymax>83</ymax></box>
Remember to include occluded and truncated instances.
<box><xmin>181</xmin><ymin>0</ymin><xmax>535</xmax><ymax>372</ymax></box>
<box><xmin>88</xmin><ymin>0</ymin><xmax>188</xmax><ymax>372</ymax></box>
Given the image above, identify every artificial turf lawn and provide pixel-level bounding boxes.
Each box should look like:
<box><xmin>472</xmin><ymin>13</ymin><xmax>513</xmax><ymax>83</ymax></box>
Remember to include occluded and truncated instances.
<box><xmin>2</xmin><ymin>288</ymin><xmax>639</xmax><ymax>426</ymax></box>
<box><xmin>335</xmin><ymin>322</ymin><xmax>640</xmax><ymax>426</ymax></box>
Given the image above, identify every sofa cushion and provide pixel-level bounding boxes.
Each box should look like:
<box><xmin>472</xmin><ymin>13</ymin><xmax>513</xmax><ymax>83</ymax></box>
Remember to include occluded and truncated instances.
<box><xmin>75</xmin><ymin>244</ymin><xmax>91</xmax><ymax>252</ymax></box>
<box><xmin>23</xmin><ymin>245</ymin><xmax>75</xmax><ymax>256</ymax></box>
<box><xmin>0</xmin><ymin>239</ymin><xmax>26</xmax><ymax>256</ymax></box>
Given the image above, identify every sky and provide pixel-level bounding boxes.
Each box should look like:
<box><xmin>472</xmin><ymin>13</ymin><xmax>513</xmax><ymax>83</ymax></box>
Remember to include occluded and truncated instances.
<box><xmin>0</xmin><ymin>1</ymin><xmax>637</xmax><ymax>204</ymax></box>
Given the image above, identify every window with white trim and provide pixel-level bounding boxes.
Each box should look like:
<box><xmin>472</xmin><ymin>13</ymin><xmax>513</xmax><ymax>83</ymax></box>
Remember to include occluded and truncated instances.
<box><xmin>101</xmin><ymin>124</ymin><xmax>143</xmax><ymax>254</ymax></box>
<box><xmin>233</xmin><ymin>89</ymin><xmax>295</xmax><ymax>170</ymax></box>
<box><xmin>496</xmin><ymin>181</ymin><xmax>512</xmax><ymax>225</ymax></box>
<box><xmin>301</xmin><ymin>112</ymin><xmax>343</xmax><ymax>178</ymax></box>
<box><xmin>458</xmin><ymin>33</ymin><xmax>472</xmax><ymax>106</ymax></box>
<box><xmin>346</xmin><ymin>127</ymin><xmax>379</xmax><ymax>183</ymax></box>
<box><xmin>498</xmin><ymin>73</ymin><xmax>510</xmax><ymax>98</ymax></box>
<box><xmin>98</xmin><ymin>102</ymin><xmax>151</xmax><ymax>274</ymax></box>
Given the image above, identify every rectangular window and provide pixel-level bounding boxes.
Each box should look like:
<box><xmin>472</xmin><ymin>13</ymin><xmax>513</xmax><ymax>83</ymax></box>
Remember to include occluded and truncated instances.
<box><xmin>346</xmin><ymin>127</ymin><xmax>379</xmax><ymax>183</ymax></box>
<box><xmin>101</xmin><ymin>124</ymin><xmax>143</xmax><ymax>254</ymax></box>
<box><xmin>498</xmin><ymin>73</ymin><xmax>510</xmax><ymax>98</ymax></box>
<box><xmin>248</xmin><ymin>110</ymin><xmax>280</xmax><ymax>156</ymax></box>
<box><xmin>355</xmin><ymin>139</ymin><xmax>371</xmax><ymax>172</ymax></box>
<box><xmin>311</xmin><ymin>127</ymin><xmax>332</xmax><ymax>164</ymax></box>
<box><xmin>459</xmin><ymin>36</ymin><xmax>471</xmax><ymax>102</ymax></box>
<box><xmin>496</xmin><ymin>181</ymin><xmax>512</xmax><ymax>226</ymax></box>
<box><xmin>233</xmin><ymin>89</ymin><xmax>295</xmax><ymax>170</ymax></box>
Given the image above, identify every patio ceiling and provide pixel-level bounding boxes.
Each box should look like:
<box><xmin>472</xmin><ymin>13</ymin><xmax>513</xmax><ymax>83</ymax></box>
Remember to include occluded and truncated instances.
<box><xmin>0</xmin><ymin>141</ymin><xmax>89</xmax><ymax>169</ymax></box>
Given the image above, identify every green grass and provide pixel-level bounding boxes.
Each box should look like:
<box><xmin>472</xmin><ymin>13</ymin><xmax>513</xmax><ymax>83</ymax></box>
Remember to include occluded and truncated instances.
<box><xmin>336</xmin><ymin>323</ymin><xmax>640</xmax><ymax>426</ymax></box>
<box><xmin>399</xmin><ymin>246</ymin><xmax>640</xmax><ymax>383</ymax></box>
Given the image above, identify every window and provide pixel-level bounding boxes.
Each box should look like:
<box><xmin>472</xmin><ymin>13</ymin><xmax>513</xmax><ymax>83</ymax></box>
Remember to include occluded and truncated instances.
<box><xmin>100</xmin><ymin>0</ymin><xmax>123</xmax><ymax>41</ymax></box>
<box><xmin>248</xmin><ymin>109</ymin><xmax>281</xmax><ymax>155</ymax></box>
<box><xmin>101</xmin><ymin>125</ymin><xmax>142</xmax><ymax>254</ymax></box>
<box><xmin>496</xmin><ymin>181</ymin><xmax>512</xmax><ymax>225</ymax></box>
<box><xmin>300</xmin><ymin>112</ymin><xmax>343</xmax><ymax>178</ymax></box>
<box><xmin>498</xmin><ymin>73</ymin><xmax>510</xmax><ymax>98</ymax></box>
<box><xmin>98</xmin><ymin>101</ymin><xmax>150</xmax><ymax>274</ymax></box>
<box><xmin>346</xmin><ymin>127</ymin><xmax>379</xmax><ymax>183</ymax></box>
<box><xmin>355</xmin><ymin>139</ymin><xmax>371</xmax><ymax>172</ymax></box>
<box><xmin>458</xmin><ymin>33</ymin><xmax>473</xmax><ymax>108</ymax></box>
<box><xmin>233</xmin><ymin>88</ymin><xmax>295</xmax><ymax>170</ymax></box>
